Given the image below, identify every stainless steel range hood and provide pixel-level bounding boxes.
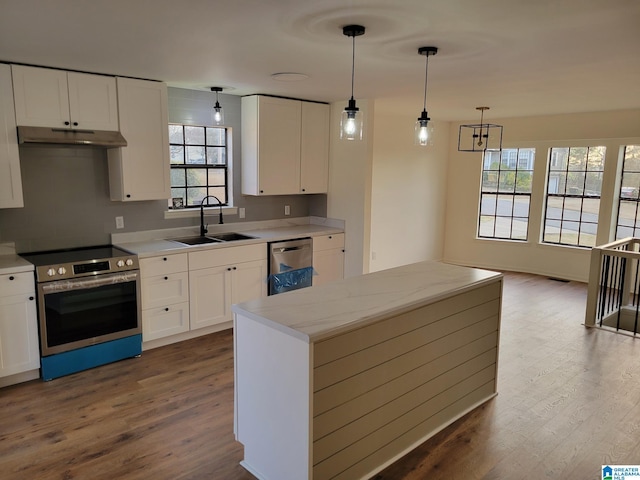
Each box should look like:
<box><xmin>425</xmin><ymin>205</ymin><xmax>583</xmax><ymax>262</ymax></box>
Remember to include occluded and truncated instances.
<box><xmin>17</xmin><ymin>126</ymin><xmax>127</xmax><ymax>147</ymax></box>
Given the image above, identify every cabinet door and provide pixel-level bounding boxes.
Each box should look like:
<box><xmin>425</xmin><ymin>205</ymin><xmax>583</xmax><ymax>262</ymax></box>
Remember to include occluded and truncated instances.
<box><xmin>108</xmin><ymin>77</ymin><xmax>170</xmax><ymax>201</ymax></box>
<box><xmin>142</xmin><ymin>302</ymin><xmax>190</xmax><ymax>342</ymax></box>
<box><xmin>0</xmin><ymin>64</ymin><xmax>23</xmax><ymax>209</ymax></box>
<box><xmin>67</xmin><ymin>72</ymin><xmax>119</xmax><ymax>131</ymax></box>
<box><xmin>312</xmin><ymin>249</ymin><xmax>345</xmax><ymax>286</ymax></box>
<box><xmin>12</xmin><ymin>65</ymin><xmax>70</xmax><ymax>128</ymax></box>
<box><xmin>300</xmin><ymin>102</ymin><xmax>329</xmax><ymax>194</ymax></box>
<box><xmin>0</xmin><ymin>293</ymin><xmax>39</xmax><ymax>377</ymax></box>
<box><xmin>189</xmin><ymin>265</ymin><xmax>231</xmax><ymax>329</ymax></box>
<box><xmin>232</xmin><ymin>259</ymin><xmax>268</xmax><ymax>305</ymax></box>
<box><xmin>242</xmin><ymin>96</ymin><xmax>301</xmax><ymax>195</ymax></box>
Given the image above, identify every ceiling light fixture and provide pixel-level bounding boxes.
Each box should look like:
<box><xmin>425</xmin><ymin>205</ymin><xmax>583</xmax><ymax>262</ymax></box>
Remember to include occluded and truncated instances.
<box><xmin>211</xmin><ymin>87</ymin><xmax>224</xmax><ymax>125</ymax></box>
<box><xmin>458</xmin><ymin>106</ymin><xmax>503</xmax><ymax>152</ymax></box>
<box><xmin>415</xmin><ymin>46</ymin><xmax>438</xmax><ymax>147</ymax></box>
<box><xmin>340</xmin><ymin>24</ymin><xmax>365</xmax><ymax>141</ymax></box>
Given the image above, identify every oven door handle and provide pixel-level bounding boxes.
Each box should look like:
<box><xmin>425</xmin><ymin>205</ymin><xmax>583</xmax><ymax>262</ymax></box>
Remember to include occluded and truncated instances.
<box><xmin>41</xmin><ymin>271</ymin><xmax>139</xmax><ymax>293</ymax></box>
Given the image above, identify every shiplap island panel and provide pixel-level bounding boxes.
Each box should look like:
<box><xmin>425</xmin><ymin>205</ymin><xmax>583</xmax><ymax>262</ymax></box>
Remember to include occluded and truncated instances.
<box><xmin>232</xmin><ymin>261</ymin><xmax>503</xmax><ymax>480</ymax></box>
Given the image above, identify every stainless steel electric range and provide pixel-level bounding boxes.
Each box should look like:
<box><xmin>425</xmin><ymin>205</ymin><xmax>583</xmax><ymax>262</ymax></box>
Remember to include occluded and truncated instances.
<box><xmin>20</xmin><ymin>245</ymin><xmax>142</xmax><ymax>380</ymax></box>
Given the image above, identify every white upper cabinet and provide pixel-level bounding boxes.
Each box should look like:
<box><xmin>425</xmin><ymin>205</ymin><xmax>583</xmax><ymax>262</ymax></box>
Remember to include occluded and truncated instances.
<box><xmin>241</xmin><ymin>95</ymin><xmax>329</xmax><ymax>196</ymax></box>
<box><xmin>107</xmin><ymin>77</ymin><xmax>171</xmax><ymax>201</ymax></box>
<box><xmin>0</xmin><ymin>64</ymin><xmax>23</xmax><ymax>209</ymax></box>
<box><xmin>300</xmin><ymin>101</ymin><xmax>329</xmax><ymax>194</ymax></box>
<box><xmin>12</xmin><ymin>65</ymin><xmax>118</xmax><ymax>131</ymax></box>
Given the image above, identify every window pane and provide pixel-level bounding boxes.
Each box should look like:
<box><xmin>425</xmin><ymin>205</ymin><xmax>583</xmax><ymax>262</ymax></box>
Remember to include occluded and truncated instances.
<box><xmin>170</xmin><ymin>188</ymin><xmax>186</xmax><ymax>202</ymax></box>
<box><xmin>587</xmin><ymin>146</ymin><xmax>606</xmax><ymax>170</ymax></box>
<box><xmin>550</xmin><ymin>148</ymin><xmax>568</xmax><ymax>171</ymax></box>
<box><xmin>494</xmin><ymin>216</ymin><xmax>513</xmax><ymax>239</ymax></box>
<box><xmin>207</xmin><ymin>187</ymin><xmax>226</xmax><ymax>203</ymax></box>
<box><xmin>186</xmin><ymin>146</ymin><xmax>205</xmax><ymax>164</ymax></box>
<box><xmin>208</xmin><ymin>169</ymin><xmax>226</xmax><ymax>186</ymax></box>
<box><xmin>560</xmin><ymin>221</ymin><xmax>580</xmax><ymax>245</ymax></box>
<box><xmin>186</xmin><ymin>168</ymin><xmax>206</xmax><ymax>186</ymax></box>
<box><xmin>579</xmin><ymin>223</ymin><xmax>597</xmax><ymax>247</ymax></box>
<box><xmin>563</xmin><ymin>197</ymin><xmax>582</xmax><ymax>221</ymax></box>
<box><xmin>482</xmin><ymin>172</ymin><xmax>498</xmax><ymax>192</ymax></box>
<box><xmin>581</xmin><ymin>198</ymin><xmax>600</xmax><ymax>222</ymax></box>
<box><xmin>498</xmin><ymin>171</ymin><xmax>515</xmax><ymax>193</ymax></box>
<box><xmin>187</xmin><ymin>188</ymin><xmax>206</xmax><ymax>206</ymax></box>
<box><xmin>170</xmin><ymin>169</ymin><xmax>186</xmax><ymax>187</ymax></box>
<box><xmin>513</xmin><ymin>196</ymin><xmax>530</xmax><ymax>218</ymax></box>
<box><xmin>206</xmin><ymin>128</ymin><xmax>225</xmax><ymax>145</ymax></box>
<box><xmin>496</xmin><ymin>195</ymin><xmax>514</xmax><ymax>216</ymax></box>
<box><xmin>543</xmin><ymin>221</ymin><xmax>560</xmax><ymax>243</ymax></box>
<box><xmin>207</xmin><ymin>147</ymin><xmax>226</xmax><ymax>165</ymax></box>
<box><xmin>546</xmin><ymin>196</ymin><xmax>564</xmax><ymax>219</ymax></box>
<box><xmin>480</xmin><ymin>194</ymin><xmax>497</xmax><ymax>215</ymax></box>
<box><xmin>478</xmin><ymin>216</ymin><xmax>495</xmax><ymax>237</ymax></box>
<box><xmin>169</xmin><ymin>125</ymin><xmax>183</xmax><ymax>144</ymax></box>
<box><xmin>568</xmin><ymin>147</ymin><xmax>587</xmax><ymax>171</ymax></box>
<box><xmin>184</xmin><ymin>126</ymin><xmax>205</xmax><ymax>145</ymax></box>
<box><xmin>511</xmin><ymin>219</ymin><xmax>528</xmax><ymax>240</ymax></box>
<box><xmin>548</xmin><ymin>172</ymin><xmax>566</xmax><ymax>194</ymax></box>
<box><xmin>515</xmin><ymin>172</ymin><xmax>533</xmax><ymax>193</ymax></box>
<box><xmin>619</xmin><ymin>201</ymin><xmax>637</xmax><ymax>226</ymax></box>
<box><xmin>566</xmin><ymin>172</ymin><xmax>585</xmax><ymax>194</ymax></box>
<box><xmin>170</xmin><ymin>146</ymin><xmax>184</xmax><ymax>165</ymax></box>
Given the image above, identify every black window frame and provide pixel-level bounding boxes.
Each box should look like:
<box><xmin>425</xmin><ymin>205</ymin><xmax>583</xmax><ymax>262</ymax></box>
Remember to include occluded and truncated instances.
<box><xmin>477</xmin><ymin>148</ymin><xmax>536</xmax><ymax>241</ymax></box>
<box><xmin>542</xmin><ymin>146</ymin><xmax>606</xmax><ymax>248</ymax></box>
<box><xmin>615</xmin><ymin>145</ymin><xmax>640</xmax><ymax>240</ymax></box>
<box><xmin>168</xmin><ymin>124</ymin><xmax>229</xmax><ymax>209</ymax></box>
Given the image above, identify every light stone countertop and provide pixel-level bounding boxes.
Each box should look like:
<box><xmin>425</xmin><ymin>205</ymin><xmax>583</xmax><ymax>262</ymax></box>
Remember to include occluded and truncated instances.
<box><xmin>0</xmin><ymin>254</ymin><xmax>35</xmax><ymax>275</ymax></box>
<box><xmin>116</xmin><ymin>224</ymin><xmax>344</xmax><ymax>257</ymax></box>
<box><xmin>232</xmin><ymin>260</ymin><xmax>502</xmax><ymax>343</ymax></box>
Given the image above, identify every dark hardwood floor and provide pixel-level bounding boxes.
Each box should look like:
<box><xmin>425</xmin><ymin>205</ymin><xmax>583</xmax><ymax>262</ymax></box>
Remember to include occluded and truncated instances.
<box><xmin>1</xmin><ymin>272</ymin><xmax>639</xmax><ymax>479</ymax></box>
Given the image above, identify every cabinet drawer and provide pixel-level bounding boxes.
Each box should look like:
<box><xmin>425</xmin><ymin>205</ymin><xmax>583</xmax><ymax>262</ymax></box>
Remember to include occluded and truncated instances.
<box><xmin>313</xmin><ymin>233</ymin><xmax>344</xmax><ymax>251</ymax></box>
<box><xmin>0</xmin><ymin>272</ymin><xmax>34</xmax><ymax>297</ymax></box>
<box><xmin>142</xmin><ymin>301</ymin><xmax>190</xmax><ymax>342</ymax></box>
<box><xmin>189</xmin><ymin>244</ymin><xmax>266</xmax><ymax>270</ymax></box>
<box><xmin>140</xmin><ymin>253</ymin><xmax>188</xmax><ymax>278</ymax></box>
<box><xmin>141</xmin><ymin>272</ymin><xmax>189</xmax><ymax>309</ymax></box>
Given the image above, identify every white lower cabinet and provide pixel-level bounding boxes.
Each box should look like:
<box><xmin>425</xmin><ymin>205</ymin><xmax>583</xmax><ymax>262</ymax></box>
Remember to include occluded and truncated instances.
<box><xmin>312</xmin><ymin>233</ymin><xmax>345</xmax><ymax>286</ymax></box>
<box><xmin>140</xmin><ymin>253</ymin><xmax>189</xmax><ymax>342</ymax></box>
<box><xmin>0</xmin><ymin>272</ymin><xmax>40</xmax><ymax>381</ymax></box>
<box><xmin>189</xmin><ymin>244</ymin><xmax>267</xmax><ymax>329</ymax></box>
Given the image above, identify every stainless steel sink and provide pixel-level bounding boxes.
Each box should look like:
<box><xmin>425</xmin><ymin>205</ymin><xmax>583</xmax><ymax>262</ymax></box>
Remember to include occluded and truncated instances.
<box><xmin>170</xmin><ymin>236</ymin><xmax>223</xmax><ymax>246</ymax></box>
<box><xmin>210</xmin><ymin>232</ymin><xmax>255</xmax><ymax>242</ymax></box>
<box><xmin>169</xmin><ymin>232</ymin><xmax>255</xmax><ymax>246</ymax></box>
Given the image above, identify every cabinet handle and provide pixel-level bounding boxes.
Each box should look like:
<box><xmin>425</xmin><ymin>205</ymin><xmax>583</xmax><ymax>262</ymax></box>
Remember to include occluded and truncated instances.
<box><xmin>73</xmin><ymin>122</ymin><xmax>78</xmax><ymax>126</ymax></box>
<box><xmin>328</xmin><ymin>236</ymin><xmax>332</xmax><ymax>239</ymax></box>
<box><xmin>164</xmin><ymin>276</ymin><xmax>168</xmax><ymax>280</ymax></box>
<box><xmin>233</xmin><ymin>267</ymin><xmax>237</xmax><ymax>270</ymax></box>
<box><xmin>302</xmin><ymin>188</ymin><xmax>306</xmax><ymax>192</ymax></box>
<box><xmin>165</xmin><ymin>307</ymin><xmax>169</xmax><ymax>312</ymax></box>
<box><xmin>227</xmin><ymin>267</ymin><xmax>232</xmax><ymax>271</ymax></box>
<box><xmin>126</xmin><ymin>194</ymin><xmax>131</xmax><ymax>198</ymax></box>
<box><xmin>29</xmin><ymin>296</ymin><xmax>34</xmax><ymax>301</ymax></box>
<box><xmin>342</xmin><ymin>249</ymin><xmax>345</xmax><ymax>252</ymax></box>
<box><xmin>64</xmin><ymin>121</ymin><xmax>70</xmax><ymax>126</ymax></box>
<box><xmin>163</xmin><ymin>257</ymin><xmax>168</xmax><ymax>261</ymax></box>
<box><xmin>260</xmin><ymin>190</ymin><xmax>264</xmax><ymax>193</ymax></box>
<box><xmin>9</xmin><ymin>276</ymin><xmax>14</xmax><ymax>281</ymax></box>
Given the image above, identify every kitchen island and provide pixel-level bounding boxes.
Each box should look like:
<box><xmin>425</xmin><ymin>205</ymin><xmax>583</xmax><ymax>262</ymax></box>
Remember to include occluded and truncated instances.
<box><xmin>232</xmin><ymin>261</ymin><xmax>503</xmax><ymax>480</ymax></box>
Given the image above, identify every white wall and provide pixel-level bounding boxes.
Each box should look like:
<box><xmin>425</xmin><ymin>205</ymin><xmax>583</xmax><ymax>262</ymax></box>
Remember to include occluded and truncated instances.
<box><xmin>368</xmin><ymin>98</ymin><xmax>449</xmax><ymax>272</ymax></box>
<box><xmin>443</xmin><ymin>109</ymin><xmax>640</xmax><ymax>282</ymax></box>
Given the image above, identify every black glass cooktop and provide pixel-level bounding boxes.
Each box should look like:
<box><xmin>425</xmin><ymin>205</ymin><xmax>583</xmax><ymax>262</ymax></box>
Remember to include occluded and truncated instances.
<box><xmin>20</xmin><ymin>245</ymin><xmax>132</xmax><ymax>267</ymax></box>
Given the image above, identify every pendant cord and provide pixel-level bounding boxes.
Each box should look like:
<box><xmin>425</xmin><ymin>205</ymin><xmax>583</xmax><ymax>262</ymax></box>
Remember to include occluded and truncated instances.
<box><xmin>422</xmin><ymin>53</ymin><xmax>430</xmax><ymax>111</ymax></box>
<box><xmin>350</xmin><ymin>34</ymin><xmax>356</xmax><ymax>99</ymax></box>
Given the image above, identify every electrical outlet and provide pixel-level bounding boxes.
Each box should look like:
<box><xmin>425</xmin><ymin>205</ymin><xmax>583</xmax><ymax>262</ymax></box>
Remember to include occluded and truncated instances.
<box><xmin>239</xmin><ymin>207</ymin><xmax>246</xmax><ymax>219</ymax></box>
<box><xmin>115</xmin><ymin>216</ymin><xmax>124</xmax><ymax>229</ymax></box>
<box><xmin>284</xmin><ymin>205</ymin><xmax>290</xmax><ymax>216</ymax></box>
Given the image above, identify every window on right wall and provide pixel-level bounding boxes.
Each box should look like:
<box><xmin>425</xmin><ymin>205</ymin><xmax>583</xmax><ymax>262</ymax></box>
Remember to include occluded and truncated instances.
<box><xmin>542</xmin><ymin>146</ymin><xmax>606</xmax><ymax>248</ymax></box>
<box><xmin>615</xmin><ymin>145</ymin><xmax>640</xmax><ymax>239</ymax></box>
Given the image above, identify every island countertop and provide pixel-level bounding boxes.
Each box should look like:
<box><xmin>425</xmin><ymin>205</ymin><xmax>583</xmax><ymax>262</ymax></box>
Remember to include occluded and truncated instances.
<box><xmin>232</xmin><ymin>260</ymin><xmax>502</xmax><ymax>343</ymax></box>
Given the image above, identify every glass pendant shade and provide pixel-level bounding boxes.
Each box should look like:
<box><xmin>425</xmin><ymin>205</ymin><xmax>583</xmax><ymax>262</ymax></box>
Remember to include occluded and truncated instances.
<box><xmin>340</xmin><ymin>98</ymin><xmax>363</xmax><ymax>141</ymax></box>
<box><xmin>415</xmin><ymin>110</ymin><xmax>434</xmax><ymax>146</ymax></box>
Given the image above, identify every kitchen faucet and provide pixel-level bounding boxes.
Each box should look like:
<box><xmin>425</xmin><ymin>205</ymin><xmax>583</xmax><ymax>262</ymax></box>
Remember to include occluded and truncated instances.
<box><xmin>200</xmin><ymin>195</ymin><xmax>224</xmax><ymax>236</ymax></box>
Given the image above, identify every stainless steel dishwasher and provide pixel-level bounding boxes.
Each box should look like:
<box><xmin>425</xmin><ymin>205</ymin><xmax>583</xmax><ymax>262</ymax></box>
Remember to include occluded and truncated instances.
<box><xmin>268</xmin><ymin>238</ymin><xmax>313</xmax><ymax>295</ymax></box>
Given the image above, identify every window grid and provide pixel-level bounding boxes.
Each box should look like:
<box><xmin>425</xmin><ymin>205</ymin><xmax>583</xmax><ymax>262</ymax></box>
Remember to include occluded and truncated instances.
<box><xmin>478</xmin><ymin>148</ymin><xmax>535</xmax><ymax>241</ymax></box>
<box><xmin>542</xmin><ymin>146</ymin><xmax>606</xmax><ymax>248</ymax></box>
<box><xmin>169</xmin><ymin>124</ymin><xmax>228</xmax><ymax>208</ymax></box>
<box><xmin>615</xmin><ymin>145</ymin><xmax>640</xmax><ymax>239</ymax></box>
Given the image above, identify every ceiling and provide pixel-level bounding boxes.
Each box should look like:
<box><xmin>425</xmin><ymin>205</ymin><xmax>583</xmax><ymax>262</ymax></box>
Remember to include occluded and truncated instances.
<box><xmin>1</xmin><ymin>0</ymin><xmax>639</xmax><ymax>121</ymax></box>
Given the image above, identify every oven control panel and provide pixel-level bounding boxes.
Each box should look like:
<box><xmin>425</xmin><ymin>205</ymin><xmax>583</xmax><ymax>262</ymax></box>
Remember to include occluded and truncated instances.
<box><xmin>36</xmin><ymin>256</ymin><xmax>139</xmax><ymax>282</ymax></box>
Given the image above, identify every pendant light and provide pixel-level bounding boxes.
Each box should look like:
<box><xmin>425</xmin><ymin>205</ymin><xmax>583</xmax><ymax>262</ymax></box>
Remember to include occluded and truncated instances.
<box><xmin>415</xmin><ymin>46</ymin><xmax>438</xmax><ymax>146</ymax></box>
<box><xmin>458</xmin><ymin>106</ymin><xmax>503</xmax><ymax>152</ymax></box>
<box><xmin>340</xmin><ymin>24</ymin><xmax>365</xmax><ymax>141</ymax></box>
<box><xmin>211</xmin><ymin>87</ymin><xmax>224</xmax><ymax>125</ymax></box>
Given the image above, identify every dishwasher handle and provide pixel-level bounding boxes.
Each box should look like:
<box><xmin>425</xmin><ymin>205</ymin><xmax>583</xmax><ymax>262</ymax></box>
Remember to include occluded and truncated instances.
<box><xmin>276</xmin><ymin>245</ymin><xmax>309</xmax><ymax>253</ymax></box>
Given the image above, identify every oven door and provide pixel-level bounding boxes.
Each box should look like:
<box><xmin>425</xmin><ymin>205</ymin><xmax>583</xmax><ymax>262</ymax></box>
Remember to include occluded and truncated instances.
<box><xmin>37</xmin><ymin>271</ymin><xmax>141</xmax><ymax>356</ymax></box>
